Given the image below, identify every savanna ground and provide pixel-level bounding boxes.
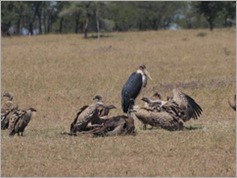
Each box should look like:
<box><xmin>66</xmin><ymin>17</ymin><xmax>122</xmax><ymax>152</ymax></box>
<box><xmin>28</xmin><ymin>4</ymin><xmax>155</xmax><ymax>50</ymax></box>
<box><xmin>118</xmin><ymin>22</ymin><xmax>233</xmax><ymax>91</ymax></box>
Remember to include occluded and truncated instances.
<box><xmin>1</xmin><ymin>28</ymin><xmax>236</xmax><ymax>177</ymax></box>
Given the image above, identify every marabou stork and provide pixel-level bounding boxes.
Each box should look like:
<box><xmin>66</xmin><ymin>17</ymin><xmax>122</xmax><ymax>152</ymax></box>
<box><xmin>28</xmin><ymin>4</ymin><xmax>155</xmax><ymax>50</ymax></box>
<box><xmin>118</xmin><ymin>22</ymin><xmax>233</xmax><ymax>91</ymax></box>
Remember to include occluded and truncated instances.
<box><xmin>121</xmin><ymin>64</ymin><xmax>152</xmax><ymax>113</ymax></box>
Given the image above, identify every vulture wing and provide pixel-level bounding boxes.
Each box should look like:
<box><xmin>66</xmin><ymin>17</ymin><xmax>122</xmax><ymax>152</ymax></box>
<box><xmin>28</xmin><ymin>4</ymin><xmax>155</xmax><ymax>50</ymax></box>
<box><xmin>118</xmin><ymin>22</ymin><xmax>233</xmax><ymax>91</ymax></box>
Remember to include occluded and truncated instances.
<box><xmin>172</xmin><ymin>88</ymin><xmax>202</xmax><ymax>122</ymax></box>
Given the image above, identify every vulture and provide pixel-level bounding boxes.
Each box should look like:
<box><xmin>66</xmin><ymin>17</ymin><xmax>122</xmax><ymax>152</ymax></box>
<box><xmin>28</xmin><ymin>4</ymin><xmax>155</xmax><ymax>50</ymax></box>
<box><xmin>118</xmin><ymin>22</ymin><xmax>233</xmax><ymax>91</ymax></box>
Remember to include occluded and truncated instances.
<box><xmin>1</xmin><ymin>92</ymin><xmax>18</xmax><ymax>130</ymax></box>
<box><xmin>93</xmin><ymin>95</ymin><xmax>116</xmax><ymax>118</ymax></box>
<box><xmin>9</xmin><ymin>108</ymin><xmax>37</xmax><ymax>136</ymax></box>
<box><xmin>80</xmin><ymin>99</ymin><xmax>135</xmax><ymax>136</ymax></box>
<box><xmin>169</xmin><ymin>88</ymin><xmax>203</xmax><ymax>122</ymax></box>
<box><xmin>99</xmin><ymin>104</ymin><xmax>116</xmax><ymax>119</ymax></box>
<box><xmin>132</xmin><ymin>89</ymin><xmax>202</xmax><ymax>130</ymax></box>
<box><xmin>70</xmin><ymin>96</ymin><xmax>105</xmax><ymax>133</ymax></box>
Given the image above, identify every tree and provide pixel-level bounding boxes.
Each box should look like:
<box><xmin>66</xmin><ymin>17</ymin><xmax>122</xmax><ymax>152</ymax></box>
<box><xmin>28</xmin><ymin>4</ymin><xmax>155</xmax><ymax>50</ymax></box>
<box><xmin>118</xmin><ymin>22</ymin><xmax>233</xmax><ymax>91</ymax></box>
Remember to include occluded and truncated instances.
<box><xmin>194</xmin><ymin>1</ymin><xmax>235</xmax><ymax>31</ymax></box>
<box><xmin>1</xmin><ymin>1</ymin><xmax>235</xmax><ymax>36</ymax></box>
<box><xmin>58</xmin><ymin>1</ymin><xmax>109</xmax><ymax>38</ymax></box>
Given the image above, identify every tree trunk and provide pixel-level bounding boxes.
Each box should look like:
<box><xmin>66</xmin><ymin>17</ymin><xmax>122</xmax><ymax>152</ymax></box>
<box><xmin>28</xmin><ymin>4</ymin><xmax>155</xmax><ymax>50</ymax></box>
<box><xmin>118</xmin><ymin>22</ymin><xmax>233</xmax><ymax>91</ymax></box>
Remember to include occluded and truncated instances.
<box><xmin>29</xmin><ymin>22</ymin><xmax>33</xmax><ymax>35</ymax></box>
<box><xmin>38</xmin><ymin>14</ymin><xmax>42</xmax><ymax>34</ymax></box>
<box><xmin>96</xmin><ymin>8</ymin><xmax>100</xmax><ymax>39</ymax></box>
<box><xmin>208</xmin><ymin>17</ymin><xmax>214</xmax><ymax>31</ymax></box>
<box><xmin>75</xmin><ymin>15</ymin><xmax>79</xmax><ymax>34</ymax></box>
<box><xmin>43</xmin><ymin>4</ymin><xmax>46</xmax><ymax>34</ymax></box>
<box><xmin>47</xmin><ymin>14</ymin><xmax>51</xmax><ymax>33</ymax></box>
<box><xmin>84</xmin><ymin>17</ymin><xmax>89</xmax><ymax>38</ymax></box>
<box><xmin>59</xmin><ymin>17</ymin><xmax>64</xmax><ymax>34</ymax></box>
<box><xmin>16</xmin><ymin>18</ymin><xmax>21</xmax><ymax>35</ymax></box>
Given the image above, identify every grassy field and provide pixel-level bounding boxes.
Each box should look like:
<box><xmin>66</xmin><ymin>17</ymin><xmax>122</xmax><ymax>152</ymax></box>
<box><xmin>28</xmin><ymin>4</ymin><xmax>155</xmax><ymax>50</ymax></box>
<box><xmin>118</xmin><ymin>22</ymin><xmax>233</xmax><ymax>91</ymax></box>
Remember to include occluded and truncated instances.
<box><xmin>1</xmin><ymin>28</ymin><xmax>236</xmax><ymax>177</ymax></box>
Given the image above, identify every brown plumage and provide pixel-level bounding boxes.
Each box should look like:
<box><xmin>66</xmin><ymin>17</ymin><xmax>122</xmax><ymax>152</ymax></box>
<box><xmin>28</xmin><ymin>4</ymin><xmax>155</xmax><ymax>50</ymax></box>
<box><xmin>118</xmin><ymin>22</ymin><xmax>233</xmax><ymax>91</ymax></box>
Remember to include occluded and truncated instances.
<box><xmin>9</xmin><ymin>108</ymin><xmax>37</xmax><ymax>136</ymax></box>
<box><xmin>131</xmin><ymin>107</ymin><xmax>183</xmax><ymax>131</ymax></box>
<box><xmin>141</xmin><ymin>91</ymin><xmax>166</xmax><ymax>112</ymax></box>
<box><xmin>228</xmin><ymin>95</ymin><xmax>236</xmax><ymax>111</ymax></box>
<box><xmin>80</xmin><ymin>115</ymin><xmax>135</xmax><ymax>137</ymax></box>
<box><xmin>99</xmin><ymin>104</ymin><xmax>116</xmax><ymax>118</ymax></box>
<box><xmin>92</xmin><ymin>95</ymin><xmax>116</xmax><ymax>118</ymax></box>
<box><xmin>1</xmin><ymin>92</ymin><xmax>18</xmax><ymax>130</ymax></box>
<box><xmin>134</xmin><ymin>89</ymin><xmax>202</xmax><ymax>129</ymax></box>
<box><xmin>70</xmin><ymin>99</ymin><xmax>135</xmax><ymax>137</ymax></box>
<box><xmin>141</xmin><ymin>97</ymin><xmax>164</xmax><ymax>111</ymax></box>
<box><xmin>70</xmin><ymin>105</ymin><xmax>89</xmax><ymax>133</ymax></box>
<box><xmin>151</xmin><ymin>92</ymin><xmax>162</xmax><ymax>100</ymax></box>
<box><xmin>1</xmin><ymin>92</ymin><xmax>16</xmax><ymax>113</ymax></box>
<box><xmin>70</xmin><ymin>96</ymin><xmax>105</xmax><ymax>133</ymax></box>
<box><xmin>171</xmin><ymin>88</ymin><xmax>202</xmax><ymax>122</ymax></box>
<box><xmin>93</xmin><ymin>95</ymin><xmax>103</xmax><ymax>102</ymax></box>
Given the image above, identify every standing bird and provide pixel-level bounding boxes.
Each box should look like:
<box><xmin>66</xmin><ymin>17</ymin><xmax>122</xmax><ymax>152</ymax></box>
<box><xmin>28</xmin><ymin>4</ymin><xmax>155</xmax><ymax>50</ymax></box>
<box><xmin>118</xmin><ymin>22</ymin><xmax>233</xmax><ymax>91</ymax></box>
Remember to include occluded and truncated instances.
<box><xmin>1</xmin><ymin>92</ymin><xmax>18</xmax><ymax>130</ymax></box>
<box><xmin>1</xmin><ymin>92</ymin><xmax>16</xmax><ymax>114</ymax></box>
<box><xmin>121</xmin><ymin>64</ymin><xmax>152</xmax><ymax>113</ymax></box>
<box><xmin>9</xmin><ymin>108</ymin><xmax>37</xmax><ymax>136</ymax></box>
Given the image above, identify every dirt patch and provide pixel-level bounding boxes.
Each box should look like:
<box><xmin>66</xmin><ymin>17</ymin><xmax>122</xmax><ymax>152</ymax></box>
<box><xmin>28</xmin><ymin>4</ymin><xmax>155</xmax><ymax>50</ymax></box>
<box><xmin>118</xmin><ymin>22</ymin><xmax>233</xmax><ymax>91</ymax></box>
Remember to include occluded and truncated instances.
<box><xmin>157</xmin><ymin>76</ymin><xmax>235</xmax><ymax>91</ymax></box>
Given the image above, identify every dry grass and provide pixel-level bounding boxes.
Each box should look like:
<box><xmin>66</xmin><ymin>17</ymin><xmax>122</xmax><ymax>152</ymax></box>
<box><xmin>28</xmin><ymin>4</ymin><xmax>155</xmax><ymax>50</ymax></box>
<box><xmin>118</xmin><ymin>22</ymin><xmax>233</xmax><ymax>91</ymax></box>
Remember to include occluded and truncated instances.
<box><xmin>1</xmin><ymin>28</ymin><xmax>236</xmax><ymax>177</ymax></box>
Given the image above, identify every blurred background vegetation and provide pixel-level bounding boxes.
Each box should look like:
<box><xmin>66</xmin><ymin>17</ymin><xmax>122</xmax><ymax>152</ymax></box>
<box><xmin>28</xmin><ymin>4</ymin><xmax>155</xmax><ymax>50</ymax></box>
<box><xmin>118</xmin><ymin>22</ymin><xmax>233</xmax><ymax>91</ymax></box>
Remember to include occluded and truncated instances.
<box><xmin>1</xmin><ymin>1</ymin><xmax>236</xmax><ymax>38</ymax></box>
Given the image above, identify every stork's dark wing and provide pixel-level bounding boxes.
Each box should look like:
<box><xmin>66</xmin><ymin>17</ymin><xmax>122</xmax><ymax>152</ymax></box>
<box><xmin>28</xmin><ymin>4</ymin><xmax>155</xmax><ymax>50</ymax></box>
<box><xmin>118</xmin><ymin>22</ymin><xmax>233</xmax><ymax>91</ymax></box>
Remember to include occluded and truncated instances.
<box><xmin>121</xmin><ymin>72</ymin><xmax>143</xmax><ymax>113</ymax></box>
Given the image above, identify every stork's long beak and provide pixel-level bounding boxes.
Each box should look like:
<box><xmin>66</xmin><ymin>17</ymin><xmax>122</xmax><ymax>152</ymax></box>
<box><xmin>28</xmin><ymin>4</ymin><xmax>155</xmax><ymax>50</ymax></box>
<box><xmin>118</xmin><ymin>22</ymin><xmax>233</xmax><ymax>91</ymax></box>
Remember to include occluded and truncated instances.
<box><xmin>145</xmin><ymin>69</ymin><xmax>152</xmax><ymax>80</ymax></box>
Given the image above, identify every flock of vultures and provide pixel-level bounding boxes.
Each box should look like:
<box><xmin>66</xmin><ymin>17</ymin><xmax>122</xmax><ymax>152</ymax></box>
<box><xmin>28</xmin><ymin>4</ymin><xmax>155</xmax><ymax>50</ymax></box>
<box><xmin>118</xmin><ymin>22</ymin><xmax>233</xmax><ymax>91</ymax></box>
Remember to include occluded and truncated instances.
<box><xmin>1</xmin><ymin>65</ymin><xmax>236</xmax><ymax>137</ymax></box>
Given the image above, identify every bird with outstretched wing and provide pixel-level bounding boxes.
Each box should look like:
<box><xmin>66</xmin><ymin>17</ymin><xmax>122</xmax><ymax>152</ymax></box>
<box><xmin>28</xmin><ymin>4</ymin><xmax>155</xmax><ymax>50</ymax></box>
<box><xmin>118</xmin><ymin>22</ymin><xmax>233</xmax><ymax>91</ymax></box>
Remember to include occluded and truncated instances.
<box><xmin>172</xmin><ymin>88</ymin><xmax>203</xmax><ymax>122</ymax></box>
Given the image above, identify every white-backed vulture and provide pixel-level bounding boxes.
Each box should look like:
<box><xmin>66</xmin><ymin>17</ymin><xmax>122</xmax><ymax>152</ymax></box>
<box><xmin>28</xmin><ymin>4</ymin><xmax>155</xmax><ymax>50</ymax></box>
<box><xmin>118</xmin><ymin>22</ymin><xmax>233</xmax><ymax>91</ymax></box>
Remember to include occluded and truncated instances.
<box><xmin>92</xmin><ymin>95</ymin><xmax>117</xmax><ymax>118</ymax></box>
<box><xmin>131</xmin><ymin>89</ymin><xmax>202</xmax><ymax>130</ymax></box>
<box><xmin>9</xmin><ymin>108</ymin><xmax>37</xmax><ymax>136</ymax></box>
<box><xmin>99</xmin><ymin>104</ymin><xmax>116</xmax><ymax>119</ymax></box>
<box><xmin>68</xmin><ymin>98</ymin><xmax>135</xmax><ymax>137</ymax></box>
<box><xmin>131</xmin><ymin>106</ymin><xmax>184</xmax><ymax>131</ymax></box>
<box><xmin>70</xmin><ymin>105</ymin><xmax>89</xmax><ymax>133</ymax></box>
<box><xmin>79</xmin><ymin>113</ymin><xmax>135</xmax><ymax>137</ymax></box>
<box><xmin>171</xmin><ymin>88</ymin><xmax>202</xmax><ymax>122</ymax></box>
<box><xmin>70</xmin><ymin>95</ymin><xmax>105</xmax><ymax>134</ymax></box>
<box><xmin>1</xmin><ymin>92</ymin><xmax>18</xmax><ymax>130</ymax></box>
<box><xmin>141</xmin><ymin>97</ymin><xmax>166</xmax><ymax>112</ymax></box>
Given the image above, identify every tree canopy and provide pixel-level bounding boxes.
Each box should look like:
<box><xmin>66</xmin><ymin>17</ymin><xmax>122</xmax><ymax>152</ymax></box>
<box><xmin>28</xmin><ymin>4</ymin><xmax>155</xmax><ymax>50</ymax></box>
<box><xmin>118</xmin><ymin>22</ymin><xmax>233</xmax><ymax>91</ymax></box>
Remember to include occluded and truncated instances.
<box><xmin>1</xmin><ymin>1</ymin><xmax>236</xmax><ymax>37</ymax></box>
